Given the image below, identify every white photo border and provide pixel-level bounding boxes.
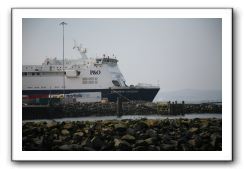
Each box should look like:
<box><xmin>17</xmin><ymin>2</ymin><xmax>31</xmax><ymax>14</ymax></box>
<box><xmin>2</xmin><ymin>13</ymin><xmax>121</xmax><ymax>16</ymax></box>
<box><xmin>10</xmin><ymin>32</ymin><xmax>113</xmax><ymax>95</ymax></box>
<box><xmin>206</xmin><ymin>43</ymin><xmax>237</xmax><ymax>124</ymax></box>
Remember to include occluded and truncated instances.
<box><xmin>12</xmin><ymin>8</ymin><xmax>232</xmax><ymax>161</ymax></box>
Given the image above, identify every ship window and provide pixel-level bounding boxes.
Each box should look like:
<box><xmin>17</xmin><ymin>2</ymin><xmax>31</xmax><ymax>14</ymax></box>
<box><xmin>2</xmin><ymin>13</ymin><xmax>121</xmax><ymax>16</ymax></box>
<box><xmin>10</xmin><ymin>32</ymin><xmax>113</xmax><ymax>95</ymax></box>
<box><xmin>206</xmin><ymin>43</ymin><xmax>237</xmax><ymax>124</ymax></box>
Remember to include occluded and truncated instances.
<box><xmin>82</xmin><ymin>77</ymin><xmax>98</xmax><ymax>84</ymax></box>
<box><xmin>22</xmin><ymin>72</ymin><xmax>27</xmax><ymax>76</ymax></box>
<box><xmin>32</xmin><ymin>73</ymin><xmax>35</xmax><ymax>76</ymax></box>
<box><xmin>112</xmin><ymin>80</ymin><xmax>120</xmax><ymax>87</ymax></box>
<box><xmin>37</xmin><ymin>72</ymin><xmax>40</xmax><ymax>75</ymax></box>
<box><xmin>82</xmin><ymin>77</ymin><xmax>88</xmax><ymax>84</ymax></box>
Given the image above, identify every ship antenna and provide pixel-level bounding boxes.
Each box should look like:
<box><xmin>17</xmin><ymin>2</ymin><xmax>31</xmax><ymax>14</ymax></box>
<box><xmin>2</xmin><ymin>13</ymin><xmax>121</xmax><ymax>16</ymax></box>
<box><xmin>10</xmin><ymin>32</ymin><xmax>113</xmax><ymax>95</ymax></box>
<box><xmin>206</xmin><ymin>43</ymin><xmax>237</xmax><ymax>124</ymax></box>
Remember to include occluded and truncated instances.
<box><xmin>60</xmin><ymin>22</ymin><xmax>67</xmax><ymax>103</ymax></box>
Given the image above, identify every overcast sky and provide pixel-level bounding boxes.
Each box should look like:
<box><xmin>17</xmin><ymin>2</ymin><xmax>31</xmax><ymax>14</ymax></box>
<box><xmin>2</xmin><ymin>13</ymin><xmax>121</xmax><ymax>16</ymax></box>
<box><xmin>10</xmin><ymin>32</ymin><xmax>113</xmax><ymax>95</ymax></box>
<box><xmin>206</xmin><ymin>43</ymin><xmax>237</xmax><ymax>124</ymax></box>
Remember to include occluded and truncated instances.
<box><xmin>23</xmin><ymin>18</ymin><xmax>222</xmax><ymax>92</ymax></box>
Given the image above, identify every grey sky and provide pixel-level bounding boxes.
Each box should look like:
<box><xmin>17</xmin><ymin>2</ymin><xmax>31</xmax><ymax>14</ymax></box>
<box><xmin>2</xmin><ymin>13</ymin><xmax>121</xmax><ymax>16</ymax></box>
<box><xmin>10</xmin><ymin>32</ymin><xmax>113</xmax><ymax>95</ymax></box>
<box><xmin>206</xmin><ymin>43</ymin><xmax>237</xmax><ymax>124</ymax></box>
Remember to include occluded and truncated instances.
<box><xmin>23</xmin><ymin>18</ymin><xmax>222</xmax><ymax>92</ymax></box>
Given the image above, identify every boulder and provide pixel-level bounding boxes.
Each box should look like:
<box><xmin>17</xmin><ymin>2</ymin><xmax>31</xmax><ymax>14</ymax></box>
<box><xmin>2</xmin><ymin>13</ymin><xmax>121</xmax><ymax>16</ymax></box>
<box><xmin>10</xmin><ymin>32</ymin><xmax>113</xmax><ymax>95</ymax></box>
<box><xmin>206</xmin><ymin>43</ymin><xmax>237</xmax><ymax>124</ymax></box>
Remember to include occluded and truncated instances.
<box><xmin>160</xmin><ymin>144</ymin><xmax>176</xmax><ymax>151</ymax></box>
<box><xmin>144</xmin><ymin>137</ymin><xmax>156</xmax><ymax>145</ymax></box>
<box><xmin>200</xmin><ymin>119</ymin><xmax>209</xmax><ymax>129</ymax></box>
<box><xmin>133</xmin><ymin>146</ymin><xmax>148</xmax><ymax>151</ymax></box>
<box><xmin>81</xmin><ymin>138</ymin><xmax>92</xmax><ymax>147</ymax></box>
<box><xmin>135</xmin><ymin>140</ymin><xmax>147</xmax><ymax>147</ymax></box>
<box><xmin>91</xmin><ymin>136</ymin><xmax>104</xmax><ymax>150</ymax></box>
<box><xmin>189</xmin><ymin>127</ymin><xmax>199</xmax><ymax>133</ymax></box>
<box><xmin>63</xmin><ymin>122</ymin><xmax>73</xmax><ymax>129</ymax></box>
<box><xmin>73</xmin><ymin>132</ymin><xmax>84</xmax><ymax>138</ymax></box>
<box><xmin>148</xmin><ymin>145</ymin><xmax>160</xmax><ymax>151</ymax></box>
<box><xmin>58</xmin><ymin>144</ymin><xmax>73</xmax><ymax>151</ymax></box>
<box><xmin>83</xmin><ymin>146</ymin><xmax>95</xmax><ymax>151</ymax></box>
<box><xmin>58</xmin><ymin>144</ymin><xmax>82</xmax><ymax>151</ymax></box>
<box><xmin>210</xmin><ymin>133</ymin><xmax>221</xmax><ymax>147</ymax></box>
<box><xmin>114</xmin><ymin>123</ymin><xmax>127</xmax><ymax>132</ymax></box>
<box><xmin>145</xmin><ymin>119</ymin><xmax>159</xmax><ymax>128</ymax></box>
<box><xmin>126</xmin><ymin>128</ymin><xmax>136</xmax><ymax>136</ymax></box>
<box><xmin>134</xmin><ymin>120</ymin><xmax>149</xmax><ymax>131</ymax></box>
<box><xmin>114</xmin><ymin>139</ymin><xmax>131</xmax><ymax>150</ymax></box>
<box><xmin>188</xmin><ymin>139</ymin><xmax>196</xmax><ymax>147</ymax></box>
<box><xmin>146</xmin><ymin>129</ymin><xmax>157</xmax><ymax>138</ymax></box>
<box><xmin>61</xmin><ymin>129</ymin><xmax>70</xmax><ymax>136</ymax></box>
<box><xmin>46</xmin><ymin>121</ymin><xmax>58</xmax><ymax>128</ymax></box>
<box><xmin>121</xmin><ymin>134</ymin><xmax>136</xmax><ymax>143</ymax></box>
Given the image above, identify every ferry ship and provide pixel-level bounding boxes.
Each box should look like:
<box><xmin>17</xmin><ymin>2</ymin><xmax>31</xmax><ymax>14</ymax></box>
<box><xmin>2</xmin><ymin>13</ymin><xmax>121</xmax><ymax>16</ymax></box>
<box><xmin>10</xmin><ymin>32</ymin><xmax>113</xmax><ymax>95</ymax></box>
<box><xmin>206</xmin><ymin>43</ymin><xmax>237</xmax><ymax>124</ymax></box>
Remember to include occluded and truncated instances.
<box><xmin>22</xmin><ymin>42</ymin><xmax>160</xmax><ymax>102</ymax></box>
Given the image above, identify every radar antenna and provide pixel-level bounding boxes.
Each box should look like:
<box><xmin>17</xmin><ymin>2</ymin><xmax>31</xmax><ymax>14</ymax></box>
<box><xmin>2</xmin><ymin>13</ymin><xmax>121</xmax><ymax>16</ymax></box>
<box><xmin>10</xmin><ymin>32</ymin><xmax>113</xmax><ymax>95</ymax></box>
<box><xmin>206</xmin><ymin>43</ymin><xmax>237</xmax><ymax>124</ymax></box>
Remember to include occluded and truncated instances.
<box><xmin>73</xmin><ymin>40</ymin><xmax>88</xmax><ymax>60</ymax></box>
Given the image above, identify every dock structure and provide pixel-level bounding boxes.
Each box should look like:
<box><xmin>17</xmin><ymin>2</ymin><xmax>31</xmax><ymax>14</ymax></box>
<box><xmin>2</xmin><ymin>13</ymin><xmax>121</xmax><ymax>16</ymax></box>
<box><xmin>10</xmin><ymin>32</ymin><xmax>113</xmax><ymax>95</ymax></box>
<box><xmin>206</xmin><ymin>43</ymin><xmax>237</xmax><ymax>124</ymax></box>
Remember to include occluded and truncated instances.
<box><xmin>22</xmin><ymin>100</ymin><xmax>221</xmax><ymax>120</ymax></box>
<box><xmin>167</xmin><ymin>101</ymin><xmax>185</xmax><ymax>115</ymax></box>
<box><xmin>116</xmin><ymin>97</ymin><xmax>123</xmax><ymax>117</ymax></box>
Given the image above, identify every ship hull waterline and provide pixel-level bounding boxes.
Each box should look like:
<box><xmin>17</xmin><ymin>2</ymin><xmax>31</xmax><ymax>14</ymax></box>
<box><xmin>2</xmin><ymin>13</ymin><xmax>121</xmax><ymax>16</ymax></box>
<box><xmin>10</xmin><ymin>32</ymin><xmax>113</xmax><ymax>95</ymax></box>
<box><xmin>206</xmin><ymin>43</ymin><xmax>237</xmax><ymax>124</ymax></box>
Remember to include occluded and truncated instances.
<box><xmin>23</xmin><ymin>88</ymin><xmax>160</xmax><ymax>102</ymax></box>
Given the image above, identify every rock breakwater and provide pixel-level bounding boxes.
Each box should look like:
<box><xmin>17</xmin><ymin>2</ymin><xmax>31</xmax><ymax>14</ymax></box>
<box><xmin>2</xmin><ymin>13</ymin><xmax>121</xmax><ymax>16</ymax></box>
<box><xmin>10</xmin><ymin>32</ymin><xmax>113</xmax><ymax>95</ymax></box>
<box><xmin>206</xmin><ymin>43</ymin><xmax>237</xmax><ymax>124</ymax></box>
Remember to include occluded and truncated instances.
<box><xmin>22</xmin><ymin>118</ymin><xmax>222</xmax><ymax>151</ymax></box>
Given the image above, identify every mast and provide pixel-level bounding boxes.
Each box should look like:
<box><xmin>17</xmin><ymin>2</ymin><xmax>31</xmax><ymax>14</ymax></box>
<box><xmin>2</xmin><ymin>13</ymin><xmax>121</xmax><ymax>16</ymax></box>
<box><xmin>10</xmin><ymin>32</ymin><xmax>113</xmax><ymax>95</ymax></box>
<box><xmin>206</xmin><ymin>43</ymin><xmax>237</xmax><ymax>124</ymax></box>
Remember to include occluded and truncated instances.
<box><xmin>59</xmin><ymin>22</ymin><xmax>67</xmax><ymax>102</ymax></box>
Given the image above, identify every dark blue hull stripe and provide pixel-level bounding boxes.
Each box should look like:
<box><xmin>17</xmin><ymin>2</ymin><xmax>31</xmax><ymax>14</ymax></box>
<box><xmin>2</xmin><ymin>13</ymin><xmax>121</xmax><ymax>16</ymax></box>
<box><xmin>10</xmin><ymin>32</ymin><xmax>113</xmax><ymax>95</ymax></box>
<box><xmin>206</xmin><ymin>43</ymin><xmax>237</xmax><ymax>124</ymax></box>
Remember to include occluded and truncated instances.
<box><xmin>23</xmin><ymin>88</ymin><xmax>160</xmax><ymax>102</ymax></box>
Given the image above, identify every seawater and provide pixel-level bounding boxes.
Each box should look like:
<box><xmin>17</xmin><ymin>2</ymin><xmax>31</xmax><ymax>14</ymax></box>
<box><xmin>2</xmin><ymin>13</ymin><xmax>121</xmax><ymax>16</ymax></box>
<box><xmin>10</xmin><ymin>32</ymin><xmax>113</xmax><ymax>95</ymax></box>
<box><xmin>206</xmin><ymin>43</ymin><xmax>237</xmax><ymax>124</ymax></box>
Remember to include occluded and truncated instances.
<box><xmin>23</xmin><ymin>113</ymin><xmax>222</xmax><ymax>123</ymax></box>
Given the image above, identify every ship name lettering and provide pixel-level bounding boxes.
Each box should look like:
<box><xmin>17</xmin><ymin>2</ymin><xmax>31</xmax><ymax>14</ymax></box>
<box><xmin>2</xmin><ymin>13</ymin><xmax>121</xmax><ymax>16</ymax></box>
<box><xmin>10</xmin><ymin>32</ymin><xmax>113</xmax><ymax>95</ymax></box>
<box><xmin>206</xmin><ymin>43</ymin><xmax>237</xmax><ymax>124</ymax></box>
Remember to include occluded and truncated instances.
<box><xmin>90</xmin><ymin>70</ymin><xmax>101</xmax><ymax>75</ymax></box>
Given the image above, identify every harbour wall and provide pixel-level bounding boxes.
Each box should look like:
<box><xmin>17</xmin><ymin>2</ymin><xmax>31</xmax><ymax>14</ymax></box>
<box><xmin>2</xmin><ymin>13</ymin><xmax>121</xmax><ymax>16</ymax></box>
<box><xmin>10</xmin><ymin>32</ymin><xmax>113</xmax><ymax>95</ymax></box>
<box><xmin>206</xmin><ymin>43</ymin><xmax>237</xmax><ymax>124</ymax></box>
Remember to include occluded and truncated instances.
<box><xmin>22</xmin><ymin>101</ymin><xmax>222</xmax><ymax>120</ymax></box>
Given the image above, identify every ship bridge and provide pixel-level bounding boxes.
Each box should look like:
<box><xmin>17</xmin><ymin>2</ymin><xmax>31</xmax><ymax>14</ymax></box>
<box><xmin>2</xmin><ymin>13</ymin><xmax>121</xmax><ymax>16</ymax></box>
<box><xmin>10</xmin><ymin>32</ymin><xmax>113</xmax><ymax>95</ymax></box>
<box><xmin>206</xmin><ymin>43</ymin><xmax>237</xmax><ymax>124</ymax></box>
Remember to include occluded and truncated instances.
<box><xmin>95</xmin><ymin>55</ymin><xmax>118</xmax><ymax>65</ymax></box>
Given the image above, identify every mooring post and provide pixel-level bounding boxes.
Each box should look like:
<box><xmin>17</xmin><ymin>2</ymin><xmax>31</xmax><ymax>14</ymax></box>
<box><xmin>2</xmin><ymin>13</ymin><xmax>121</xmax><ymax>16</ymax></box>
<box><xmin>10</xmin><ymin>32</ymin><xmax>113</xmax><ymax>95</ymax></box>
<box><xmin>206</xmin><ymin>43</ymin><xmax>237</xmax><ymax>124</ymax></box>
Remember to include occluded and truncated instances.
<box><xmin>182</xmin><ymin>101</ymin><xmax>185</xmax><ymax>115</ymax></box>
<box><xmin>171</xmin><ymin>101</ymin><xmax>174</xmax><ymax>115</ymax></box>
<box><xmin>117</xmin><ymin>97</ymin><xmax>122</xmax><ymax>117</ymax></box>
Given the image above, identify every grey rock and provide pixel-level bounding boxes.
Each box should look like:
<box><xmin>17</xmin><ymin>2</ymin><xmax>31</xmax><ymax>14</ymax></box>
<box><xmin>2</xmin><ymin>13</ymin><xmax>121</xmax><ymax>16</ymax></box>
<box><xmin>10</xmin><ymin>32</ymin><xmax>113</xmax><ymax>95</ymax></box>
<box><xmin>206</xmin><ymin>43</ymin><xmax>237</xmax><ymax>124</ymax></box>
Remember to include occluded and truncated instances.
<box><xmin>81</xmin><ymin>138</ymin><xmax>92</xmax><ymax>147</ymax></box>
<box><xmin>146</xmin><ymin>129</ymin><xmax>157</xmax><ymax>137</ymax></box>
<box><xmin>127</xmin><ymin>128</ymin><xmax>136</xmax><ymax>135</ymax></box>
<box><xmin>210</xmin><ymin>133</ymin><xmax>221</xmax><ymax>148</ymax></box>
<box><xmin>83</xmin><ymin>146</ymin><xmax>95</xmax><ymax>151</ymax></box>
<box><xmin>134</xmin><ymin>121</ymin><xmax>149</xmax><ymax>130</ymax></box>
<box><xmin>135</xmin><ymin>140</ymin><xmax>147</xmax><ymax>147</ymax></box>
<box><xmin>148</xmin><ymin>145</ymin><xmax>160</xmax><ymax>151</ymax></box>
<box><xmin>33</xmin><ymin>137</ymin><xmax>43</xmax><ymax>146</ymax></box>
<box><xmin>63</xmin><ymin>122</ymin><xmax>73</xmax><ymax>129</ymax></box>
<box><xmin>114</xmin><ymin>123</ymin><xmax>127</xmax><ymax>132</ymax></box>
<box><xmin>160</xmin><ymin>144</ymin><xmax>176</xmax><ymax>151</ymax></box>
<box><xmin>46</xmin><ymin>121</ymin><xmax>58</xmax><ymax>128</ymax></box>
<box><xmin>58</xmin><ymin>144</ymin><xmax>73</xmax><ymax>151</ymax></box>
<box><xmin>114</xmin><ymin>139</ymin><xmax>131</xmax><ymax>150</ymax></box>
<box><xmin>144</xmin><ymin>137</ymin><xmax>156</xmax><ymax>145</ymax></box>
<box><xmin>58</xmin><ymin>144</ymin><xmax>82</xmax><ymax>151</ymax></box>
<box><xmin>71</xmin><ymin>144</ymin><xmax>83</xmax><ymax>150</ymax></box>
<box><xmin>73</xmin><ymin>132</ymin><xmax>84</xmax><ymax>138</ymax></box>
<box><xmin>61</xmin><ymin>129</ymin><xmax>70</xmax><ymax>136</ymax></box>
<box><xmin>188</xmin><ymin>139</ymin><xmax>196</xmax><ymax>147</ymax></box>
<box><xmin>91</xmin><ymin>136</ymin><xmax>104</xmax><ymax>150</ymax></box>
<box><xmin>121</xmin><ymin>134</ymin><xmax>136</xmax><ymax>143</ymax></box>
<box><xmin>53</xmin><ymin>139</ymin><xmax>63</xmax><ymax>145</ymax></box>
<box><xmin>189</xmin><ymin>127</ymin><xmax>199</xmax><ymax>133</ymax></box>
<box><xmin>133</xmin><ymin>146</ymin><xmax>148</xmax><ymax>151</ymax></box>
